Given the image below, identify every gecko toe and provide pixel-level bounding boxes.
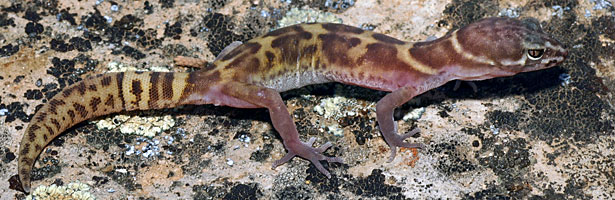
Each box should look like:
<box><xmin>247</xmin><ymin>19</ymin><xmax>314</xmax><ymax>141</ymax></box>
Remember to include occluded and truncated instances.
<box><xmin>272</xmin><ymin>152</ymin><xmax>296</xmax><ymax>169</ymax></box>
<box><xmin>388</xmin><ymin>128</ymin><xmax>424</xmax><ymax>148</ymax></box>
<box><xmin>400</xmin><ymin>128</ymin><xmax>421</xmax><ymax>140</ymax></box>
<box><xmin>325</xmin><ymin>156</ymin><xmax>343</xmax><ymax>163</ymax></box>
<box><xmin>310</xmin><ymin>159</ymin><xmax>332</xmax><ymax>178</ymax></box>
<box><xmin>387</xmin><ymin>146</ymin><xmax>398</xmax><ymax>163</ymax></box>
<box><xmin>306</xmin><ymin>137</ymin><xmax>317</xmax><ymax>145</ymax></box>
<box><xmin>316</xmin><ymin>142</ymin><xmax>333</xmax><ymax>153</ymax></box>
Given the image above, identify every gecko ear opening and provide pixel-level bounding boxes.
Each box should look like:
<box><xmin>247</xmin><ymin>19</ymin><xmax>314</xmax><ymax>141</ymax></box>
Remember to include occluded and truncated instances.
<box><xmin>527</xmin><ymin>49</ymin><xmax>544</xmax><ymax>60</ymax></box>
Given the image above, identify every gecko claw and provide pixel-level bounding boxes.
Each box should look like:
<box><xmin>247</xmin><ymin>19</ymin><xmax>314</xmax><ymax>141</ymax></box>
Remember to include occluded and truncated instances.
<box><xmin>272</xmin><ymin>138</ymin><xmax>343</xmax><ymax>177</ymax></box>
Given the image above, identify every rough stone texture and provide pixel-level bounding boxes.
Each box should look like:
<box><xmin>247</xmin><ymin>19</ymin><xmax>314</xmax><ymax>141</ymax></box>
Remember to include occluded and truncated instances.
<box><xmin>1</xmin><ymin>0</ymin><xmax>613</xmax><ymax>199</ymax></box>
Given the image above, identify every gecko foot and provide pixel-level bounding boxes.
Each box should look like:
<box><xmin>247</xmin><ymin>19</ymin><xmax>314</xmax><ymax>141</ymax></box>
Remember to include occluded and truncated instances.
<box><xmin>385</xmin><ymin>128</ymin><xmax>426</xmax><ymax>163</ymax></box>
<box><xmin>272</xmin><ymin>137</ymin><xmax>343</xmax><ymax>178</ymax></box>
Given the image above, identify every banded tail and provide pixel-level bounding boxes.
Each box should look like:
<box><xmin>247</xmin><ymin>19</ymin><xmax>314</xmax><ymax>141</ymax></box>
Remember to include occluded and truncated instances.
<box><xmin>18</xmin><ymin>71</ymin><xmax>197</xmax><ymax>193</ymax></box>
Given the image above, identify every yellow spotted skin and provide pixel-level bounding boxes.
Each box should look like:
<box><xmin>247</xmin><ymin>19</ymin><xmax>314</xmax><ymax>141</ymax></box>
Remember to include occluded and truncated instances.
<box><xmin>18</xmin><ymin>17</ymin><xmax>567</xmax><ymax>193</ymax></box>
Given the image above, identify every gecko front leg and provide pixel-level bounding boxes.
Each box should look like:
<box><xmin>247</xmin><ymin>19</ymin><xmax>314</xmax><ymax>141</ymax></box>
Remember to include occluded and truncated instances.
<box><xmin>221</xmin><ymin>81</ymin><xmax>343</xmax><ymax>177</ymax></box>
<box><xmin>376</xmin><ymin>86</ymin><xmax>426</xmax><ymax>162</ymax></box>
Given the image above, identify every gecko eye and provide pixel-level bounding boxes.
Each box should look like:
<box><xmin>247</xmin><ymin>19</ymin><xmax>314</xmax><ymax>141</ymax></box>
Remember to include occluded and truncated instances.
<box><xmin>527</xmin><ymin>49</ymin><xmax>545</xmax><ymax>60</ymax></box>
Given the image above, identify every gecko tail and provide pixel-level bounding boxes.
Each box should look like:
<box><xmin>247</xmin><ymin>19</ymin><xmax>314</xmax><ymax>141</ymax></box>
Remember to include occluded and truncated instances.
<box><xmin>17</xmin><ymin>71</ymin><xmax>200</xmax><ymax>193</ymax></box>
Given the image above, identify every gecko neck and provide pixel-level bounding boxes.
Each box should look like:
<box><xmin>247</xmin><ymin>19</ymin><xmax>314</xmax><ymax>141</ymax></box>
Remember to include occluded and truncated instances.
<box><xmin>392</xmin><ymin>37</ymin><xmax>460</xmax><ymax>93</ymax></box>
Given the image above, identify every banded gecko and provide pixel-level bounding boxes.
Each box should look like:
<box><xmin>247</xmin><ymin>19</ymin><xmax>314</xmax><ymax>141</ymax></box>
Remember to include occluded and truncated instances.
<box><xmin>17</xmin><ymin>17</ymin><xmax>567</xmax><ymax>193</ymax></box>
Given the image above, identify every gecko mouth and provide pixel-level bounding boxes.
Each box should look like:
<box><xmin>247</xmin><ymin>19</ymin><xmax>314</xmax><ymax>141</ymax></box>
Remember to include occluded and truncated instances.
<box><xmin>545</xmin><ymin>59</ymin><xmax>560</xmax><ymax>67</ymax></box>
<box><xmin>460</xmin><ymin>70</ymin><xmax>517</xmax><ymax>81</ymax></box>
<box><xmin>493</xmin><ymin>66</ymin><xmax>520</xmax><ymax>76</ymax></box>
<box><xmin>542</xmin><ymin>56</ymin><xmax>566</xmax><ymax>67</ymax></box>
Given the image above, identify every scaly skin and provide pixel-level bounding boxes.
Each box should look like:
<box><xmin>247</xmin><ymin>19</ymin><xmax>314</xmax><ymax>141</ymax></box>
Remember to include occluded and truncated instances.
<box><xmin>18</xmin><ymin>17</ymin><xmax>567</xmax><ymax>193</ymax></box>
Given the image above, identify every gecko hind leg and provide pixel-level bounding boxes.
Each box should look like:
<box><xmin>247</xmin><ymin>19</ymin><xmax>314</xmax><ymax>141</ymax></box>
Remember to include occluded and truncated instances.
<box><xmin>376</xmin><ymin>86</ymin><xmax>426</xmax><ymax>163</ymax></box>
<box><xmin>220</xmin><ymin>81</ymin><xmax>343</xmax><ymax>178</ymax></box>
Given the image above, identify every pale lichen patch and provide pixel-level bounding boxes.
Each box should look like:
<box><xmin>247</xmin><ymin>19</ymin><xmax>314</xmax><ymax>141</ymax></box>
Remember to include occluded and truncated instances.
<box><xmin>94</xmin><ymin>114</ymin><xmax>175</xmax><ymax>137</ymax></box>
<box><xmin>26</xmin><ymin>181</ymin><xmax>95</xmax><ymax>200</ymax></box>
<box><xmin>402</xmin><ymin>107</ymin><xmax>426</xmax><ymax>121</ymax></box>
<box><xmin>276</xmin><ymin>7</ymin><xmax>342</xmax><ymax>29</ymax></box>
<box><xmin>106</xmin><ymin>61</ymin><xmax>171</xmax><ymax>72</ymax></box>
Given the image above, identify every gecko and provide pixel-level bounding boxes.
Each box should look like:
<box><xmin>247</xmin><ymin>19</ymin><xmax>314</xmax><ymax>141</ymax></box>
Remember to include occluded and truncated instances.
<box><xmin>16</xmin><ymin>17</ymin><xmax>567</xmax><ymax>193</ymax></box>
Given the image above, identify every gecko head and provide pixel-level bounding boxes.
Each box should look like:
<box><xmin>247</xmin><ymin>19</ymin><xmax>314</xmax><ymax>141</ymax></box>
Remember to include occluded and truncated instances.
<box><xmin>453</xmin><ymin>17</ymin><xmax>567</xmax><ymax>80</ymax></box>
